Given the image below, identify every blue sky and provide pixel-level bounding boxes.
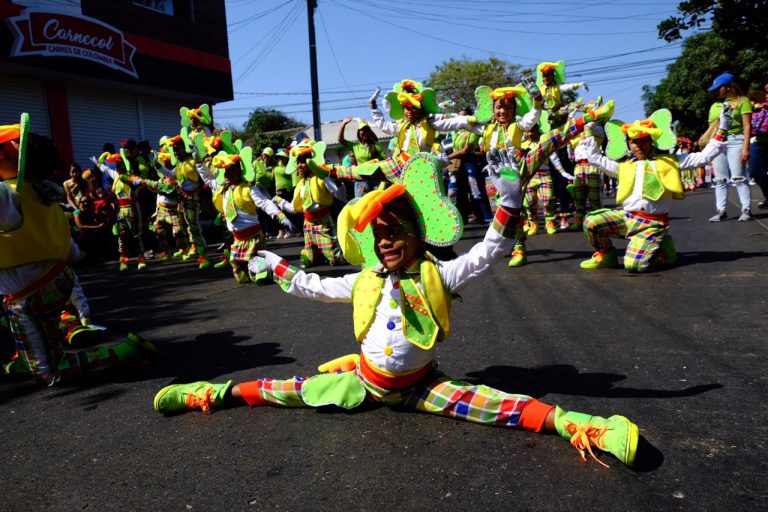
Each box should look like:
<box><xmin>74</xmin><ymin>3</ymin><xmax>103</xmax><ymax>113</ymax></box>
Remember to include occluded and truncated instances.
<box><xmin>217</xmin><ymin>0</ymin><xmax>694</xmax><ymax>130</ymax></box>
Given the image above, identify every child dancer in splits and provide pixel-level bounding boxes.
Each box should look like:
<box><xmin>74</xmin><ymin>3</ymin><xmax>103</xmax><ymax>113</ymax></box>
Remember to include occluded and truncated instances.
<box><xmin>151</xmin><ymin>108</ymin><xmax>639</xmax><ymax>468</ymax></box>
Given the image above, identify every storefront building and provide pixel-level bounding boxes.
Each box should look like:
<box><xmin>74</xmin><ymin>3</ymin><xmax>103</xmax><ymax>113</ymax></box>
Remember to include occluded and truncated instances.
<box><xmin>0</xmin><ymin>0</ymin><xmax>232</xmax><ymax>168</ymax></box>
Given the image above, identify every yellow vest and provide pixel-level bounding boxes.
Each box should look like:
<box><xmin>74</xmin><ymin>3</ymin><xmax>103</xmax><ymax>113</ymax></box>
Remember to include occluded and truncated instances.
<box><xmin>0</xmin><ymin>181</ymin><xmax>71</xmax><ymax>269</ymax></box>
<box><xmin>111</xmin><ymin>174</ymin><xmax>131</xmax><ymax>199</ymax></box>
<box><xmin>542</xmin><ymin>84</ymin><xmax>562</xmax><ymax>110</ymax></box>
<box><xmin>351</xmin><ymin>259</ymin><xmax>452</xmax><ymax>349</ymax></box>
<box><xmin>292</xmin><ymin>176</ymin><xmax>334</xmax><ymax>213</ymax></box>
<box><xmin>212</xmin><ymin>184</ymin><xmax>257</xmax><ymax>216</ymax></box>
<box><xmin>616</xmin><ymin>155</ymin><xmax>684</xmax><ymax>204</ymax></box>
<box><xmin>397</xmin><ymin>119</ymin><xmax>435</xmax><ymax>153</ymax></box>
<box><xmin>483</xmin><ymin>122</ymin><xmax>523</xmax><ymax>150</ymax></box>
<box><xmin>175</xmin><ymin>159</ymin><xmax>200</xmax><ymax>188</ymax></box>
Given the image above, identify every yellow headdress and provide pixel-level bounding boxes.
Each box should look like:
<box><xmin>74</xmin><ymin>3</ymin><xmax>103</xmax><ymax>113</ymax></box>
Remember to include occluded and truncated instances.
<box><xmin>621</xmin><ymin>119</ymin><xmax>662</xmax><ymax>141</ymax></box>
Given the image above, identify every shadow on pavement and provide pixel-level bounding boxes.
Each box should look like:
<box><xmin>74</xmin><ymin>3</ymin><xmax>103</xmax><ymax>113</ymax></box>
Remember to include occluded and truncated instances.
<box><xmin>677</xmin><ymin>250</ymin><xmax>768</xmax><ymax>265</ymax></box>
<box><xmin>632</xmin><ymin>435</ymin><xmax>664</xmax><ymax>472</ymax></box>
<box><xmin>463</xmin><ymin>364</ymin><xmax>722</xmax><ymax>399</ymax></box>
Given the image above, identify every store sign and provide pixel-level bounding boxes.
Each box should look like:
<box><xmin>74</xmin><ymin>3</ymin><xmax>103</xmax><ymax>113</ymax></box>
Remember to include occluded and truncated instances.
<box><xmin>7</xmin><ymin>9</ymin><xmax>138</xmax><ymax>78</ymax></box>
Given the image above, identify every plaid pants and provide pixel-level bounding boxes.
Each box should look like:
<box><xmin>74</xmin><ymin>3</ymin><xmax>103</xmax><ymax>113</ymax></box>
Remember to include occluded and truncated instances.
<box><xmin>303</xmin><ymin>214</ymin><xmax>341</xmax><ymax>265</ymax></box>
<box><xmin>230</xmin><ymin>231</ymin><xmax>267</xmax><ymax>273</ymax></box>
<box><xmin>154</xmin><ymin>203</ymin><xmax>187</xmax><ymax>254</ymax></box>
<box><xmin>572</xmin><ymin>162</ymin><xmax>602</xmax><ymax>215</ymax></box>
<box><xmin>525</xmin><ymin>169</ymin><xmax>555</xmax><ymax>221</ymax></box>
<box><xmin>179</xmin><ymin>194</ymin><xmax>207</xmax><ymax>250</ymax></box>
<box><xmin>246</xmin><ymin>368</ymin><xmax>534</xmax><ymax>428</ymax></box>
<box><xmin>583</xmin><ymin>208</ymin><xmax>669</xmax><ymax>272</ymax></box>
<box><xmin>115</xmin><ymin>205</ymin><xmax>144</xmax><ymax>257</ymax></box>
<box><xmin>4</xmin><ymin>267</ymin><xmax>125</xmax><ymax>385</ymax></box>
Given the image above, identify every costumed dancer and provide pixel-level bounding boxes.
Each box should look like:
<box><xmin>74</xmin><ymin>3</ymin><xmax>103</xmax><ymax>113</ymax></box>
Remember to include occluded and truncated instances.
<box><xmin>157</xmin><ymin>131</ymin><xmax>211</xmax><ymax>269</ymax></box>
<box><xmin>0</xmin><ymin>115</ymin><xmax>156</xmax><ymax>386</ymax></box>
<box><xmin>536</xmin><ymin>61</ymin><xmax>587</xmax><ymax>127</ymax></box>
<box><xmin>569</xmin><ymin>123</ymin><xmax>606</xmax><ymax>231</ymax></box>
<box><xmin>273</xmin><ymin>149</ymin><xmax>298</xmax><ymax>239</ymax></box>
<box><xmin>676</xmin><ymin>138</ymin><xmax>696</xmax><ymax>191</ymax></box>
<box><xmin>337</xmin><ymin>116</ymin><xmax>387</xmax><ymax>198</ymax></box>
<box><xmin>472</xmin><ymin>79</ymin><xmax>542</xmax><ymax>266</ymax></box>
<box><xmin>367</xmin><ymin>80</ymin><xmax>477</xmax><ymax>181</ymax></box>
<box><xmin>153</xmin><ymin>111</ymin><xmax>640</xmax><ymax>468</ymax></box>
<box><xmin>139</xmin><ymin>150</ymin><xmax>188</xmax><ymax>261</ymax></box>
<box><xmin>180</xmin><ymin>104</ymin><xmax>214</xmax><ymax>139</ymax></box>
<box><xmin>272</xmin><ymin>140</ymin><xmax>344</xmax><ymax>268</ymax></box>
<box><xmin>579</xmin><ymin>107</ymin><xmax>733</xmax><ymax>272</ymax></box>
<box><xmin>90</xmin><ymin>150</ymin><xmax>147</xmax><ymax>271</ymax></box>
<box><xmin>522</xmin><ymin>126</ymin><xmax>574</xmax><ymax>236</ymax></box>
<box><xmin>191</xmin><ymin>130</ymin><xmax>241</xmax><ymax>268</ymax></box>
<box><xmin>194</xmin><ymin>146</ymin><xmax>295</xmax><ymax>283</ymax></box>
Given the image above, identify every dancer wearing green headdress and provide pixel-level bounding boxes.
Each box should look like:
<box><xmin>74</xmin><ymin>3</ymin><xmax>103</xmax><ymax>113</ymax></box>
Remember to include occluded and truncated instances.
<box><xmin>368</xmin><ymin>80</ymin><xmax>477</xmax><ymax>180</ymax></box>
<box><xmin>272</xmin><ymin>140</ymin><xmax>345</xmax><ymax>268</ymax></box>
<box><xmin>194</xmin><ymin>149</ymin><xmax>295</xmax><ymax>283</ymax></box>
<box><xmin>152</xmin><ymin>116</ymin><xmax>643</xmax><ymax>469</ymax></box>
<box><xmin>1</xmin><ymin>114</ymin><xmax>156</xmax><ymax>386</ymax></box>
<box><xmin>580</xmin><ymin>108</ymin><xmax>733</xmax><ymax>272</ymax></box>
<box><xmin>157</xmin><ymin>132</ymin><xmax>211</xmax><ymax>269</ymax></box>
<box><xmin>91</xmin><ymin>150</ymin><xmax>147</xmax><ymax>271</ymax></box>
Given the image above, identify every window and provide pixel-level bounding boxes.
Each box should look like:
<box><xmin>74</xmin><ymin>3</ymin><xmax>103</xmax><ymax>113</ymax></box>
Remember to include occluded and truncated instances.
<box><xmin>133</xmin><ymin>0</ymin><xmax>174</xmax><ymax>16</ymax></box>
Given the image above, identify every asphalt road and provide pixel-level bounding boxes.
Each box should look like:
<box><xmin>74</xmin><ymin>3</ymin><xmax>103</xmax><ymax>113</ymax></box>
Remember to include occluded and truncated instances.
<box><xmin>2</xmin><ymin>187</ymin><xmax>767</xmax><ymax>512</ymax></box>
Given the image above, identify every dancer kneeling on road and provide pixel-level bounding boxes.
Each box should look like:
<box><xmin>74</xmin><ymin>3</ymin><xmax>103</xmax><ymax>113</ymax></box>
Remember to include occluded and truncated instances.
<box><xmin>579</xmin><ymin>106</ymin><xmax>733</xmax><ymax>272</ymax></box>
<box><xmin>153</xmin><ymin>112</ymin><xmax>641</xmax><ymax>467</ymax></box>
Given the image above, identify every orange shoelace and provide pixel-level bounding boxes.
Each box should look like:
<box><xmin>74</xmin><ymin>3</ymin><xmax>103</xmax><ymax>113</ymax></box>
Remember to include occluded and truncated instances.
<box><xmin>186</xmin><ymin>387</ymin><xmax>214</xmax><ymax>415</ymax></box>
<box><xmin>563</xmin><ymin>420</ymin><xmax>610</xmax><ymax>468</ymax></box>
<box><xmin>590</xmin><ymin>251</ymin><xmax>607</xmax><ymax>262</ymax></box>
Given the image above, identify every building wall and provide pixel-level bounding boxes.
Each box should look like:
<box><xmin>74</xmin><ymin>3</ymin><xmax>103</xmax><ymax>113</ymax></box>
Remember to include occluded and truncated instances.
<box><xmin>81</xmin><ymin>0</ymin><xmax>229</xmax><ymax>58</ymax></box>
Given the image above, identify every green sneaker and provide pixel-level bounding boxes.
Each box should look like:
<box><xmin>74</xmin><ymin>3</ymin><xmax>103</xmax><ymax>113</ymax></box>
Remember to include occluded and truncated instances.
<box><xmin>508</xmin><ymin>244</ymin><xmax>527</xmax><ymax>267</ymax></box>
<box><xmin>554</xmin><ymin>406</ymin><xmax>639</xmax><ymax>467</ymax></box>
<box><xmin>153</xmin><ymin>380</ymin><xmax>233</xmax><ymax>415</ymax></box>
<box><xmin>214</xmin><ymin>259</ymin><xmax>229</xmax><ymax>269</ymax></box>
<box><xmin>580</xmin><ymin>250</ymin><xmax>618</xmax><ymax>269</ymax></box>
<box><xmin>659</xmin><ymin>235</ymin><xmax>677</xmax><ymax>266</ymax></box>
<box><xmin>299</xmin><ymin>251</ymin><xmax>312</xmax><ymax>269</ymax></box>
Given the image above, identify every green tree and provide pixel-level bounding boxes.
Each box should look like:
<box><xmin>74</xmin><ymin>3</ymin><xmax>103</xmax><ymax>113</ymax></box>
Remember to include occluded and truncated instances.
<box><xmin>642</xmin><ymin>32</ymin><xmax>731</xmax><ymax>138</ymax></box>
<box><xmin>243</xmin><ymin>108</ymin><xmax>302</xmax><ymax>136</ymax></box>
<box><xmin>645</xmin><ymin>0</ymin><xmax>768</xmax><ymax>136</ymax></box>
<box><xmin>656</xmin><ymin>0</ymin><xmax>768</xmax><ymax>90</ymax></box>
<box><xmin>425</xmin><ymin>57</ymin><xmax>521</xmax><ymax>113</ymax></box>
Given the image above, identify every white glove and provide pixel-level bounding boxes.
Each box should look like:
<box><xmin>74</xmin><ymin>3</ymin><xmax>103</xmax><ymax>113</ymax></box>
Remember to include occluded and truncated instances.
<box><xmin>581</xmin><ymin>135</ymin><xmax>600</xmax><ymax>155</ymax></box>
<box><xmin>484</xmin><ymin>148</ymin><xmax>522</xmax><ymax>208</ymax></box>
<box><xmin>89</xmin><ymin>156</ymin><xmax>99</xmax><ymax>166</ymax></box>
<box><xmin>130</xmin><ymin>177</ymin><xmax>143</xmax><ymax>186</ymax></box>
<box><xmin>718</xmin><ymin>105</ymin><xmax>734</xmax><ymax>132</ymax></box>
<box><xmin>249</xmin><ymin>250</ymin><xmax>286</xmax><ymax>274</ymax></box>
<box><xmin>368</xmin><ymin>87</ymin><xmax>381</xmax><ymax>108</ymax></box>
<box><xmin>521</xmin><ymin>75</ymin><xmax>542</xmax><ymax>103</ymax></box>
<box><xmin>280</xmin><ymin>217</ymin><xmax>297</xmax><ymax>232</ymax></box>
<box><xmin>578</xmin><ymin>82</ymin><xmax>589</xmax><ymax>91</ymax></box>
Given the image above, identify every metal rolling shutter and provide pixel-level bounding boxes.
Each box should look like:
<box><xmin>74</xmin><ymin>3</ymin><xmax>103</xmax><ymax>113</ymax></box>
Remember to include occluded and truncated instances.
<box><xmin>0</xmin><ymin>76</ymin><xmax>50</xmax><ymax>136</ymax></box>
<box><xmin>68</xmin><ymin>86</ymin><xmax>141</xmax><ymax>169</ymax></box>
<box><xmin>139</xmin><ymin>96</ymin><xmax>182</xmax><ymax>148</ymax></box>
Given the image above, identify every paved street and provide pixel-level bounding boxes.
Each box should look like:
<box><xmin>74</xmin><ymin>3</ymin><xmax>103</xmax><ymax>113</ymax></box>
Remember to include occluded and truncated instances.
<box><xmin>2</xmin><ymin>187</ymin><xmax>767</xmax><ymax>512</ymax></box>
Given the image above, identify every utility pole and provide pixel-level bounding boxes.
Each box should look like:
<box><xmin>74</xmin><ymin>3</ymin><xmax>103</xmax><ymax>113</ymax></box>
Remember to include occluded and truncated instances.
<box><xmin>307</xmin><ymin>0</ymin><xmax>321</xmax><ymax>141</ymax></box>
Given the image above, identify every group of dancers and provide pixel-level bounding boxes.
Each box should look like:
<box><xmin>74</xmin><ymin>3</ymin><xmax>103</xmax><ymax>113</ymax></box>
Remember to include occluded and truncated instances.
<box><xmin>1</xmin><ymin>59</ymin><xmax>739</xmax><ymax>469</ymax></box>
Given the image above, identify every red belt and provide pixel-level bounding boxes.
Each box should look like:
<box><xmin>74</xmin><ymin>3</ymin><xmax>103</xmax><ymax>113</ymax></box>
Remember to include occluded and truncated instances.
<box><xmin>4</xmin><ymin>262</ymin><xmax>66</xmax><ymax>304</ymax></box>
<box><xmin>359</xmin><ymin>355</ymin><xmax>432</xmax><ymax>391</ymax></box>
<box><xmin>629</xmin><ymin>211</ymin><xmax>669</xmax><ymax>223</ymax></box>
<box><xmin>117</xmin><ymin>198</ymin><xmax>134</xmax><ymax>207</ymax></box>
<box><xmin>304</xmin><ymin>207</ymin><xmax>330</xmax><ymax>221</ymax></box>
<box><xmin>232</xmin><ymin>224</ymin><xmax>262</xmax><ymax>241</ymax></box>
